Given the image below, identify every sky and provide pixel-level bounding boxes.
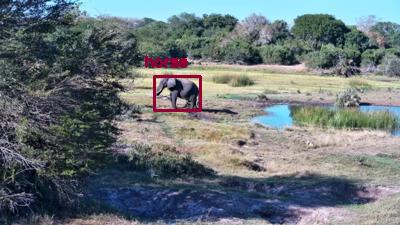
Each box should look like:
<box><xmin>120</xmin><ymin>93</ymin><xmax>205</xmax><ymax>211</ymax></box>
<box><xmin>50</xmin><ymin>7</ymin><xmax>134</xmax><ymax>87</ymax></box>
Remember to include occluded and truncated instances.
<box><xmin>80</xmin><ymin>0</ymin><xmax>400</xmax><ymax>25</ymax></box>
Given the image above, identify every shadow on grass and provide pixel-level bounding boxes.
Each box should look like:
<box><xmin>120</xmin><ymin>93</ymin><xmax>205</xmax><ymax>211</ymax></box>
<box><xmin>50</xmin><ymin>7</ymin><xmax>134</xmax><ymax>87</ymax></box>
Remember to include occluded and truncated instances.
<box><xmin>86</xmin><ymin>171</ymin><xmax>376</xmax><ymax>224</ymax></box>
<box><xmin>202</xmin><ymin>108</ymin><xmax>238</xmax><ymax>115</ymax></box>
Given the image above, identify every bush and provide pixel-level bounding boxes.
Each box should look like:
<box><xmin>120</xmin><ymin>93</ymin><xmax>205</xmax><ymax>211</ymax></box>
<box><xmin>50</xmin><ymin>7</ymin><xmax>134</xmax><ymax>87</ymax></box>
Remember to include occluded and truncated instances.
<box><xmin>344</xmin><ymin>29</ymin><xmax>370</xmax><ymax>52</ymax></box>
<box><xmin>230</xmin><ymin>75</ymin><xmax>255</xmax><ymax>87</ymax></box>
<box><xmin>378</xmin><ymin>55</ymin><xmax>400</xmax><ymax>77</ymax></box>
<box><xmin>259</xmin><ymin>44</ymin><xmax>298</xmax><ymax>65</ymax></box>
<box><xmin>222</xmin><ymin>38</ymin><xmax>261</xmax><ymax>64</ymax></box>
<box><xmin>212</xmin><ymin>74</ymin><xmax>255</xmax><ymax>87</ymax></box>
<box><xmin>343</xmin><ymin>47</ymin><xmax>362</xmax><ymax>66</ymax></box>
<box><xmin>361</xmin><ymin>48</ymin><xmax>386</xmax><ymax>68</ymax></box>
<box><xmin>335</xmin><ymin>88</ymin><xmax>361</xmax><ymax>107</ymax></box>
<box><xmin>291</xmin><ymin>106</ymin><xmax>399</xmax><ymax>131</ymax></box>
<box><xmin>305</xmin><ymin>44</ymin><xmax>344</xmax><ymax>69</ymax></box>
<box><xmin>212</xmin><ymin>74</ymin><xmax>234</xmax><ymax>84</ymax></box>
<box><xmin>120</xmin><ymin>143</ymin><xmax>214</xmax><ymax>177</ymax></box>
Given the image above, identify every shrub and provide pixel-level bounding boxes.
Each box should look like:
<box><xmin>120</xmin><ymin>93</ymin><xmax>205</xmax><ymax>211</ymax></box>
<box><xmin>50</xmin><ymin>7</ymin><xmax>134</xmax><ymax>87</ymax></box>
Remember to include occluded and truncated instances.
<box><xmin>280</xmin><ymin>39</ymin><xmax>314</xmax><ymax>62</ymax></box>
<box><xmin>378</xmin><ymin>55</ymin><xmax>400</xmax><ymax>77</ymax></box>
<box><xmin>222</xmin><ymin>38</ymin><xmax>261</xmax><ymax>64</ymax></box>
<box><xmin>212</xmin><ymin>74</ymin><xmax>255</xmax><ymax>87</ymax></box>
<box><xmin>361</xmin><ymin>48</ymin><xmax>386</xmax><ymax>68</ymax></box>
<box><xmin>344</xmin><ymin>29</ymin><xmax>370</xmax><ymax>52</ymax></box>
<box><xmin>291</xmin><ymin>106</ymin><xmax>399</xmax><ymax>131</ymax></box>
<box><xmin>305</xmin><ymin>44</ymin><xmax>344</xmax><ymax>69</ymax></box>
<box><xmin>212</xmin><ymin>74</ymin><xmax>234</xmax><ymax>84</ymax></box>
<box><xmin>121</xmin><ymin>143</ymin><xmax>214</xmax><ymax>177</ymax></box>
<box><xmin>229</xmin><ymin>75</ymin><xmax>255</xmax><ymax>87</ymax></box>
<box><xmin>259</xmin><ymin>44</ymin><xmax>298</xmax><ymax>65</ymax></box>
<box><xmin>335</xmin><ymin>88</ymin><xmax>361</xmax><ymax>107</ymax></box>
<box><xmin>343</xmin><ymin>47</ymin><xmax>362</xmax><ymax>66</ymax></box>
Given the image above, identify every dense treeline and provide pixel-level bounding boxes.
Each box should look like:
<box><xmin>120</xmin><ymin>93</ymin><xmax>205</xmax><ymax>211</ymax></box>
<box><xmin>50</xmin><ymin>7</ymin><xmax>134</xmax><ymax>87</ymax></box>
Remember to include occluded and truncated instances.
<box><xmin>133</xmin><ymin>13</ymin><xmax>400</xmax><ymax>76</ymax></box>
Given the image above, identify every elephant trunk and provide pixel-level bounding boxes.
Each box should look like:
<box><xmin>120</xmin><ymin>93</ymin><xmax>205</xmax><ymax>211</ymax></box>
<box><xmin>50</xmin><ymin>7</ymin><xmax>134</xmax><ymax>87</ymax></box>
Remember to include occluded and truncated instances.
<box><xmin>156</xmin><ymin>85</ymin><xmax>164</xmax><ymax>96</ymax></box>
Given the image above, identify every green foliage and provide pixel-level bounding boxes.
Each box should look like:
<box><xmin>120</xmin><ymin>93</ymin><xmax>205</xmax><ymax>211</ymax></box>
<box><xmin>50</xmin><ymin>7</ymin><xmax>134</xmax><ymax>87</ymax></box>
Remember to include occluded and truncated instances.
<box><xmin>348</xmin><ymin>80</ymin><xmax>373</xmax><ymax>92</ymax></box>
<box><xmin>0</xmin><ymin>0</ymin><xmax>141</xmax><ymax>220</ymax></box>
<box><xmin>120</xmin><ymin>143</ymin><xmax>214</xmax><ymax>178</ymax></box>
<box><xmin>259</xmin><ymin>44</ymin><xmax>297</xmax><ymax>65</ymax></box>
<box><xmin>222</xmin><ymin>38</ymin><xmax>260</xmax><ymax>64</ymax></box>
<box><xmin>135</xmin><ymin>21</ymin><xmax>183</xmax><ymax>58</ymax></box>
<box><xmin>292</xmin><ymin>14</ymin><xmax>350</xmax><ymax>48</ymax></box>
<box><xmin>305</xmin><ymin>44</ymin><xmax>345</xmax><ymax>68</ymax></box>
<box><xmin>342</xmin><ymin>47</ymin><xmax>362</xmax><ymax>66</ymax></box>
<box><xmin>176</xmin><ymin>35</ymin><xmax>211</xmax><ymax>59</ymax></box>
<box><xmin>212</xmin><ymin>74</ymin><xmax>255</xmax><ymax>87</ymax></box>
<box><xmin>361</xmin><ymin>48</ymin><xmax>386</xmax><ymax>67</ymax></box>
<box><xmin>212</xmin><ymin>74</ymin><xmax>234</xmax><ymax>84</ymax></box>
<box><xmin>371</xmin><ymin>22</ymin><xmax>400</xmax><ymax>48</ymax></box>
<box><xmin>344</xmin><ymin>29</ymin><xmax>370</xmax><ymax>52</ymax></box>
<box><xmin>269</xmin><ymin>20</ymin><xmax>291</xmax><ymax>43</ymax></box>
<box><xmin>291</xmin><ymin>106</ymin><xmax>399</xmax><ymax>131</ymax></box>
<box><xmin>229</xmin><ymin>75</ymin><xmax>255</xmax><ymax>87</ymax></box>
<box><xmin>202</xmin><ymin>14</ymin><xmax>238</xmax><ymax>32</ymax></box>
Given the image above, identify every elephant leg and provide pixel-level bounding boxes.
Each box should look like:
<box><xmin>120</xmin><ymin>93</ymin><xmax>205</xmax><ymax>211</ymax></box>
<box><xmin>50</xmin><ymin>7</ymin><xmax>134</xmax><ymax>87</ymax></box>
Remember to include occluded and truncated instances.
<box><xmin>170</xmin><ymin>91</ymin><xmax>178</xmax><ymax>109</ymax></box>
<box><xmin>183</xmin><ymin>101</ymin><xmax>190</xmax><ymax>108</ymax></box>
<box><xmin>189</xmin><ymin>95</ymin><xmax>197</xmax><ymax>109</ymax></box>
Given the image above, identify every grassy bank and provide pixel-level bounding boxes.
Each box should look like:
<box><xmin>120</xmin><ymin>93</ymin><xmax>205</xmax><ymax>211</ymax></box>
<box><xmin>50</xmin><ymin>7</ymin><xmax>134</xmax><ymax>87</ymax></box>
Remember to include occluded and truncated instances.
<box><xmin>292</xmin><ymin>106</ymin><xmax>399</xmax><ymax>131</ymax></box>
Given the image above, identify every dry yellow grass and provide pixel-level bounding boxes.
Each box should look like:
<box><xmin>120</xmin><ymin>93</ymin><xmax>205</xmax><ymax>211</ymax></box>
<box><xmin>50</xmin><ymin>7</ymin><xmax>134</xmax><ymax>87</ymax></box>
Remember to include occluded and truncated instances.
<box><xmin>132</xmin><ymin>68</ymin><xmax>400</xmax><ymax>98</ymax></box>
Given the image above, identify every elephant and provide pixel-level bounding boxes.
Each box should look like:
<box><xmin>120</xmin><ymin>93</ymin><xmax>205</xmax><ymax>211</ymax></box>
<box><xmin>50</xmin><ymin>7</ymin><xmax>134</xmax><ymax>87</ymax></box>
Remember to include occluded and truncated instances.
<box><xmin>156</xmin><ymin>78</ymin><xmax>199</xmax><ymax>109</ymax></box>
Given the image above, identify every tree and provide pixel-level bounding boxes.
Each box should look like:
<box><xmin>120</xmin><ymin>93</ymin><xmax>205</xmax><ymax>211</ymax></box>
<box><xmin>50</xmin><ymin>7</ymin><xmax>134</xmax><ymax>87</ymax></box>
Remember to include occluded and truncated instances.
<box><xmin>356</xmin><ymin>15</ymin><xmax>378</xmax><ymax>33</ymax></box>
<box><xmin>168</xmin><ymin>13</ymin><xmax>204</xmax><ymax>37</ymax></box>
<box><xmin>344</xmin><ymin>28</ymin><xmax>370</xmax><ymax>52</ymax></box>
<box><xmin>233</xmin><ymin>14</ymin><xmax>270</xmax><ymax>44</ymax></box>
<box><xmin>134</xmin><ymin>21</ymin><xmax>178</xmax><ymax>58</ymax></box>
<box><xmin>0</xmin><ymin>1</ymin><xmax>140</xmax><ymax>220</ymax></box>
<box><xmin>379</xmin><ymin>54</ymin><xmax>400</xmax><ymax>77</ymax></box>
<box><xmin>370</xmin><ymin>22</ymin><xmax>400</xmax><ymax>48</ymax></box>
<box><xmin>305</xmin><ymin>44</ymin><xmax>345</xmax><ymax>68</ymax></box>
<box><xmin>202</xmin><ymin>14</ymin><xmax>238</xmax><ymax>31</ymax></box>
<box><xmin>361</xmin><ymin>48</ymin><xmax>386</xmax><ymax>69</ymax></box>
<box><xmin>270</xmin><ymin>20</ymin><xmax>291</xmax><ymax>42</ymax></box>
<box><xmin>222</xmin><ymin>38</ymin><xmax>260</xmax><ymax>64</ymax></box>
<box><xmin>292</xmin><ymin>14</ymin><xmax>350</xmax><ymax>48</ymax></box>
<box><xmin>259</xmin><ymin>45</ymin><xmax>297</xmax><ymax>65</ymax></box>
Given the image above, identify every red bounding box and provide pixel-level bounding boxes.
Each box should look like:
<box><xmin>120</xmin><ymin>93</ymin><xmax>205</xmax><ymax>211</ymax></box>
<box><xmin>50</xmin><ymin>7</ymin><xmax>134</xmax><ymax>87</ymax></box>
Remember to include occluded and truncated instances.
<box><xmin>153</xmin><ymin>74</ymin><xmax>202</xmax><ymax>113</ymax></box>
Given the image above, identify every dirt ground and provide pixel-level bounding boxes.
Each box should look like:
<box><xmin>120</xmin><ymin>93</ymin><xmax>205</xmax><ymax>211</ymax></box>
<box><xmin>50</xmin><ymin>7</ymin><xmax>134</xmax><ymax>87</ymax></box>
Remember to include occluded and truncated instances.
<box><xmin>57</xmin><ymin>67</ymin><xmax>400</xmax><ymax>225</ymax></box>
<box><xmin>61</xmin><ymin>91</ymin><xmax>400</xmax><ymax>225</ymax></box>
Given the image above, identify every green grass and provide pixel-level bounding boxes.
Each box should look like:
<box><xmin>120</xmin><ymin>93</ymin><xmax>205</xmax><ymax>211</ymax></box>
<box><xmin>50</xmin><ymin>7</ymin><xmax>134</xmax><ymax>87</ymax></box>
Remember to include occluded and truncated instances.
<box><xmin>229</xmin><ymin>75</ymin><xmax>255</xmax><ymax>87</ymax></box>
<box><xmin>291</xmin><ymin>106</ymin><xmax>399</xmax><ymax>131</ymax></box>
<box><xmin>118</xmin><ymin>143</ymin><xmax>215</xmax><ymax>178</ymax></box>
<box><xmin>211</xmin><ymin>74</ymin><xmax>255</xmax><ymax>87</ymax></box>
<box><xmin>211</xmin><ymin>74</ymin><xmax>234</xmax><ymax>84</ymax></box>
<box><xmin>348</xmin><ymin>79</ymin><xmax>373</xmax><ymax>92</ymax></box>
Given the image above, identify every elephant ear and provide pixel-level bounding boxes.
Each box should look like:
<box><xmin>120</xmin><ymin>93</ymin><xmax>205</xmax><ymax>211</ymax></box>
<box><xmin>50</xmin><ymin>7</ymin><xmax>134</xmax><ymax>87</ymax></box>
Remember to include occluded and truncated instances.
<box><xmin>167</xmin><ymin>78</ymin><xmax>176</xmax><ymax>89</ymax></box>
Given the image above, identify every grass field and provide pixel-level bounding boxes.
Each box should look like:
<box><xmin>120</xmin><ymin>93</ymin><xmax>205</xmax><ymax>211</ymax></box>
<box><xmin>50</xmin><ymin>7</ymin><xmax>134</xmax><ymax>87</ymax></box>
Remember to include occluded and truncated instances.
<box><xmin>133</xmin><ymin>67</ymin><xmax>400</xmax><ymax>97</ymax></box>
<box><xmin>64</xmin><ymin>65</ymin><xmax>400</xmax><ymax>225</ymax></box>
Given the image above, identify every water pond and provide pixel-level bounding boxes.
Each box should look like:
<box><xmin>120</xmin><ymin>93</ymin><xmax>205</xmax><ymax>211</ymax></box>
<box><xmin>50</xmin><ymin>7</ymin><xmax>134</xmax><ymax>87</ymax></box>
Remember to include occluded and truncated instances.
<box><xmin>252</xmin><ymin>104</ymin><xmax>400</xmax><ymax>136</ymax></box>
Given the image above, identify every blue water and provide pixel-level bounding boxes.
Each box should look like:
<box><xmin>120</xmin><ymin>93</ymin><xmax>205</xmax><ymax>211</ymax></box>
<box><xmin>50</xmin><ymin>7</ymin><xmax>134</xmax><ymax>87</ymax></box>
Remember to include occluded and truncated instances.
<box><xmin>252</xmin><ymin>104</ymin><xmax>400</xmax><ymax>136</ymax></box>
